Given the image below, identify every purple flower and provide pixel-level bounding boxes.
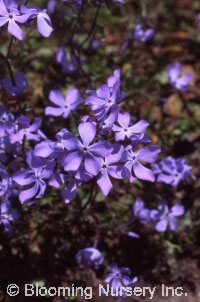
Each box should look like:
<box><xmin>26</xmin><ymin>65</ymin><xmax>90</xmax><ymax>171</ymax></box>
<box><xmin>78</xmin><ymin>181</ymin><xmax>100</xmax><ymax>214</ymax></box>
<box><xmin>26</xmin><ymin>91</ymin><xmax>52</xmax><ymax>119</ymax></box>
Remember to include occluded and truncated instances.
<box><xmin>85</xmin><ymin>81</ymin><xmax>124</xmax><ymax>122</ymax></box>
<box><xmin>56</xmin><ymin>47</ymin><xmax>79</xmax><ymax>74</ymax></box>
<box><xmin>61</xmin><ymin>122</ymin><xmax>112</xmax><ymax>176</ymax></box>
<box><xmin>0</xmin><ymin>170</ymin><xmax>14</xmax><ymax>198</ymax></box>
<box><xmin>112</xmin><ymin>112</ymin><xmax>149</xmax><ymax>141</ymax></box>
<box><xmin>0</xmin><ymin>0</ymin><xmax>34</xmax><ymax>40</ymax></box>
<box><xmin>91</xmin><ymin>39</ymin><xmax>101</xmax><ymax>50</ymax></box>
<box><xmin>107</xmin><ymin>69</ymin><xmax>121</xmax><ymax>89</ymax></box>
<box><xmin>76</xmin><ymin>247</ymin><xmax>104</xmax><ymax>269</ymax></box>
<box><xmin>133</xmin><ymin>200</ymin><xmax>151</xmax><ymax>223</ymax></box>
<box><xmin>47</xmin><ymin>0</ymin><xmax>57</xmax><ymax>14</ymax></box>
<box><xmin>10</xmin><ymin>115</ymin><xmax>42</xmax><ymax>144</ymax></box>
<box><xmin>133</xmin><ymin>24</ymin><xmax>154</xmax><ymax>42</ymax></box>
<box><xmin>104</xmin><ymin>263</ymin><xmax>138</xmax><ymax>297</ymax></box>
<box><xmin>0</xmin><ymin>105</ymin><xmax>15</xmax><ymax>137</ymax></box>
<box><xmin>0</xmin><ymin>198</ymin><xmax>19</xmax><ymax>233</ymax></box>
<box><xmin>45</xmin><ymin>88</ymin><xmax>83</xmax><ymax>118</ymax></box>
<box><xmin>1</xmin><ymin>72</ymin><xmax>28</xmax><ymax>96</ymax></box>
<box><xmin>152</xmin><ymin>156</ymin><xmax>195</xmax><ymax>186</ymax></box>
<box><xmin>150</xmin><ymin>201</ymin><xmax>184</xmax><ymax>232</ymax></box>
<box><xmin>97</xmin><ymin>144</ymin><xmax>124</xmax><ymax>196</ymax></box>
<box><xmin>121</xmin><ymin>143</ymin><xmax>161</xmax><ymax>182</ymax></box>
<box><xmin>20</xmin><ymin>5</ymin><xmax>53</xmax><ymax>37</ymax></box>
<box><xmin>36</xmin><ymin>10</ymin><xmax>53</xmax><ymax>37</ymax></box>
<box><xmin>13</xmin><ymin>152</ymin><xmax>55</xmax><ymax>203</ymax></box>
<box><xmin>49</xmin><ymin>167</ymin><xmax>91</xmax><ymax>203</ymax></box>
<box><xmin>166</xmin><ymin>62</ymin><xmax>193</xmax><ymax>91</ymax></box>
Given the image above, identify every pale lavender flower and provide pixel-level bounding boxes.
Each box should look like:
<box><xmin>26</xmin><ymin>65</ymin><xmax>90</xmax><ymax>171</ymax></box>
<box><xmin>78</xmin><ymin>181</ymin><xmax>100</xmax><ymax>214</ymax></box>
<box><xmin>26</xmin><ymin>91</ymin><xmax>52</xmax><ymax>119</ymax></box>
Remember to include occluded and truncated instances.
<box><xmin>113</xmin><ymin>112</ymin><xmax>149</xmax><ymax>141</ymax></box>
<box><xmin>107</xmin><ymin>69</ymin><xmax>121</xmax><ymax>89</ymax></box>
<box><xmin>76</xmin><ymin>247</ymin><xmax>104</xmax><ymax>269</ymax></box>
<box><xmin>56</xmin><ymin>47</ymin><xmax>79</xmax><ymax>74</ymax></box>
<box><xmin>0</xmin><ymin>170</ymin><xmax>14</xmax><ymax>198</ymax></box>
<box><xmin>133</xmin><ymin>24</ymin><xmax>154</xmax><ymax>42</ymax></box>
<box><xmin>61</xmin><ymin>122</ymin><xmax>112</xmax><ymax>176</ymax></box>
<box><xmin>0</xmin><ymin>105</ymin><xmax>15</xmax><ymax>137</ymax></box>
<box><xmin>49</xmin><ymin>167</ymin><xmax>91</xmax><ymax>203</ymax></box>
<box><xmin>97</xmin><ymin>144</ymin><xmax>124</xmax><ymax>196</ymax></box>
<box><xmin>150</xmin><ymin>201</ymin><xmax>184</xmax><ymax>232</ymax></box>
<box><xmin>10</xmin><ymin>115</ymin><xmax>42</xmax><ymax>144</ymax></box>
<box><xmin>13</xmin><ymin>152</ymin><xmax>55</xmax><ymax>203</ymax></box>
<box><xmin>45</xmin><ymin>88</ymin><xmax>83</xmax><ymax>118</ymax></box>
<box><xmin>1</xmin><ymin>72</ymin><xmax>28</xmax><ymax>96</ymax></box>
<box><xmin>121</xmin><ymin>143</ymin><xmax>161</xmax><ymax>182</ymax></box>
<box><xmin>0</xmin><ymin>0</ymin><xmax>34</xmax><ymax>40</ymax></box>
<box><xmin>152</xmin><ymin>156</ymin><xmax>195</xmax><ymax>186</ymax></box>
<box><xmin>0</xmin><ymin>198</ymin><xmax>19</xmax><ymax>233</ymax></box>
<box><xmin>133</xmin><ymin>200</ymin><xmax>151</xmax><ymax>224</ymax></box>
<box><xmin>91</xmin><ymin>39</ymin><xmax>101</xmax><ymax>50</ymax></box>
<box><xmin>166</xmin><ymin>62</ymin><xmax>193</xmax><ymax>91</ymax></box>
<box><xmin>85</xmin><ymin>81</ymin><xmax>124</xmax><ymax>122</ymax></box>
<box><xmin>104</xmin><ymin>263</ymin><xmax>138</xmax><ymax>297</ymax></box>
<box><xmin>20</xmin><ymin>4</ymin><xmax>53</xmax><ymax>37</ymax></box>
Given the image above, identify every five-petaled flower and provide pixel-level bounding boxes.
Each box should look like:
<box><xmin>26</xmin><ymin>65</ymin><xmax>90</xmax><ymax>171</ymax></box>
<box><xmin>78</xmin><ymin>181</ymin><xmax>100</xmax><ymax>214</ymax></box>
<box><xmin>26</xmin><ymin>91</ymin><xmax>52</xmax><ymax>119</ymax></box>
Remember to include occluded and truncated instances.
<box><xmin>61</xmin><ymin>122</ymin><xmax>112</xmax><ymax>176</ymax></box>
<box><xmin>150</xmin><ymin>201</ymin><xmax>184</xmax><ymax>232</ymax></box>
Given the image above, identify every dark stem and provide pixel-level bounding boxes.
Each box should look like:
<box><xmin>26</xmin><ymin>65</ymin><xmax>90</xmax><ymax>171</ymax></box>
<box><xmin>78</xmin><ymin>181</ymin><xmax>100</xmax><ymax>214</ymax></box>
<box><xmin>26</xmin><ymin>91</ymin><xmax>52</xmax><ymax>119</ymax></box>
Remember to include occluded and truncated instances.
<box><xmin>22</xmin><ymin>135</ymin><xmax>26</xmax><ymax>159</ymax></box>
<box><xmin>6</xmin><ymin>59</ymin><xmax>16</xmax><ymax>87</ymax></box>
<box><xmin>82</xmin><ymin>178</ymin><xmax>96</xmax><ymax>212</ymax></box>
<box><xmin>6</xmin><ymin>36</ymin><xmax>13</xmax><ymax>59</ymax></box>
<box><xmin>78</xmin><ymin>1</ymin><xmax>101</xmax><ymax>50</ymax></box>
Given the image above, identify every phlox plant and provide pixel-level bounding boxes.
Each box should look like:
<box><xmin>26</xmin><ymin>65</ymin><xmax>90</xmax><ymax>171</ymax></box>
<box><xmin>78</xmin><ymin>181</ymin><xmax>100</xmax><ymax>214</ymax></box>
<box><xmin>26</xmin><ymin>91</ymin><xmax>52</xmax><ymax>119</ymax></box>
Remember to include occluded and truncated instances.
<box><xmin>0</xmin><ymin>0</ymin><xmax>197</xmax><ymax>299</ymax></box>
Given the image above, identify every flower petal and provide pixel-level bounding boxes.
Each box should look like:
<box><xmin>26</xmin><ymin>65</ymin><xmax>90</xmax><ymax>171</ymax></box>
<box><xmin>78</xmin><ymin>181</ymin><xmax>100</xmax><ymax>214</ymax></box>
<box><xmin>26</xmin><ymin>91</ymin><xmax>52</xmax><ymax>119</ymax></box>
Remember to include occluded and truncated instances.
<box><xmin>155</xmin><ymin>219</ymin><xmax>168</xmax><ymax>232</ymax></box>
<box><xmin>170</xmin><ymin>204</ymin><xmax>184</xmax><ymax>217</ymax></box>
<box><xmin>133</xmin><ymin>161</ymin><xmax>155</xmax><ymax>181</ymax></box>
<box><xmin>169</xmin><ymin>216</ymin><xmax>178</xmax><ymax>231</ymax></box>
<box><xmin>84</xmin><ymin>153</ymin><xmax>101</xmax><ymax>175</ymax></box>
<box><xmin>45</xmin><ymin>106</ymin><xmax>64</xmax><ymax>116</ymax></box>
<box><xmin>61</xmin><ymin>181</ymin><xmax>77</xmax><ymax>203</ymax></box>
<box><xmin>89</xmin><ymin>141</ymin><xmax>112</xmax><ymax>157</ymax></box>
<box><xmin>13</xmin><ymin>171</ymin><xmax>35</xmax><ymax>185</ymax></box>
<box><xmin>19</xmin><ymin>183</ymin><xmax>38</xmax><ymax>203</ymax></box>
<box><xmin>117</xmin><ymin>112</ymin><xmax>130</xmax><ymax>128</ymax></box>
<box><xmin>78</xmin><ymin>122</ymin><xmax>96</xmax><ymax>146</ymax></box>
<box><xmin>8</xmin><ymin>19</ymin><xmax>24</xmax><ymax>40</ymax></box>
<box><xmin>129</xmin><ymin>119</ymin><xmax>149</xmax><ymax>134</ymax></box>
<box><xmin>97</xmin><ymin>170</ymin><xmax>112</xmax><ymax>196</ymax></box>
<box><xmin>61</xmin><ymin>132</ymin><xmax>81</xmax><ymax>150</ymax></box>
<box><xmin>49</xmin><ymin>89</ymin><xmax>65</xmax><ymax>106</ymax></box>
<box><xmin>137</xmin><ymin>145</ymin><xmax>161</xmax><ymax>163</ymax></box>
<box><xmin>37</xmin><ymin>12</ymin><xmax>53</xmax><ymax>37</ymax></box>
<box><xmin>63</xmin><ymin>151</ymin><xmax>83</xmax><ymax>171</ymax></box>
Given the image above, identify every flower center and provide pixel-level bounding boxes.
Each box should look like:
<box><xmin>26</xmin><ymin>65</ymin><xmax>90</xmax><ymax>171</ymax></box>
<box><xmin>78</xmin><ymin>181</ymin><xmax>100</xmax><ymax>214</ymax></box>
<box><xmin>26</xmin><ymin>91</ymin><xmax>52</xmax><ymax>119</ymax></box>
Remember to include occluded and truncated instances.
<box><xmin>83</xmin><ymin>147</ymin><xmax>88</xmax><ymax>153</ymax></box>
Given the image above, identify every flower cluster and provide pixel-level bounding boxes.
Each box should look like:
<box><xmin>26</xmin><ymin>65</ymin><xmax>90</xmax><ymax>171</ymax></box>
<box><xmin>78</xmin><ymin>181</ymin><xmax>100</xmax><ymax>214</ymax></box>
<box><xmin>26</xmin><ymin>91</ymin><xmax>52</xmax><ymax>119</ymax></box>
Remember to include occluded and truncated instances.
<box><xmin>152</xmin><ymin>156</ymin><xmax>195</xmax><ymax>186</ymax></box>
<box><xmin>133</xmin><ymin>200</ymin><xmax>185</xmax><ymax>232</ymax></box>
<box><xmin>75</xmin><ymin>247</ymin><xmax>138</xmax><ymax>300</ymax></box>
<box><xmin>0</xmin><ymin>69</ymin><xmax>161</xmax><ymax>232</ymax></box>
<box><xmin>0</xmin><ymin>0</ymin><xmax>53</xmax><ymax>40</ymax></box>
